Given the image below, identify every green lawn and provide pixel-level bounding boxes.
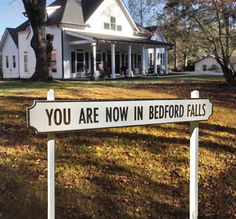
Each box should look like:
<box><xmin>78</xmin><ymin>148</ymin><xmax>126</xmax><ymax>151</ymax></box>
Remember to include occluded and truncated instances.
<box><xmin>0</xmin><ymin>77</ymin><xmax>235</xmax><ymax>219</ymax></box>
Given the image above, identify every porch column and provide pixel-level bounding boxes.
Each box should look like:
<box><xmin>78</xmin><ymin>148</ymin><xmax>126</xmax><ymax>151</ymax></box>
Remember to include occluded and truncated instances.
<box><xmin>154</xmin><ymin>47</ymin><xmax>157</xmax><ymax>74</ymax></box>
<box><xmin>128</xmin><ymin>45</ymin><xmax>133</xmax><ymax>77</ymax></box>
<box><xmin>142</xmin><ymin>47</ymin><xmax>146</xmax><ymax>75</ymax></box>
<box><xmin>88</xmin><ymin>52</ymin><xmax>91</xmax><ymax>72</ymax></box>
<box><xmin>92</xmin><ymin>42</ymin><xmax>97</xmax><ymax>79</ymax></box>
<box><xmin>119</xmin><ymin>52</ymin><xmax>122</xmax><ymax>74</ymax></box>
<box><xmin>165</xmin><ymin>46</ymin><xmax>168</xmax><ymax>75</ymax></box>
<box><xmin>111</xmin><ymin>44</ymin><xmax>116</xmax><ymax>79</ymax></box>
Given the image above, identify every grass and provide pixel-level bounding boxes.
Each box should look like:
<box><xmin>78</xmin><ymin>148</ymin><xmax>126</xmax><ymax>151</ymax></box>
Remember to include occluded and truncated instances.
<box><xmin>0</xmin><ymin>76</ymin><xmax>235</xmax><ymax>219</ymax></box>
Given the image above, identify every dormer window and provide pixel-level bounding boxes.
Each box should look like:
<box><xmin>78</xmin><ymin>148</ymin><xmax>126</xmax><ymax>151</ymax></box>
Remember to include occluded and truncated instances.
<box><xmin>104</xmin><ymin>16</ymin><xmax>122</xmax><ymax>31</ymax></box>
<box><xmin>117</xmin><ymin>25</ymin><xmax>122</xmax><ymax>31</ymax></box>
<box><xmin>104</xmin><ymin>23</ymin><xmax>109</xmax><ymax>30</ymax></box>
<box><xmin>111</xmin><ymin>16</ymin><xmax>116</xmax><ymax>30</ymax></box>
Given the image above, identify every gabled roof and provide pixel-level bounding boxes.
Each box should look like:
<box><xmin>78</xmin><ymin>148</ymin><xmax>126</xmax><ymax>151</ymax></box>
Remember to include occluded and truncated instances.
<box><xmin>145</xmin><ymin>26</ymin><xmax>167</xmax><ymax>43</ymax></box>
<box><xmin>16</xmin><ymin>21</ymin><xmax>29</xmax><ymax>32</ymax></box>
<box><xmin>47</xmin><ymin>0</ymin><xmax>103</xmax><ymax>26</ymax></box>
<box><xmin>0</xmin><ymin>28</ymin><xmax>18</xmax><ymax>49</ymax></box>
<box><xmin>6</xmin><ymin>28</ymin><xmax>18</xmax><ymax>47</ymax></box>
<box><xmin>145</xmin><ymin>26</ymin><xmax>157</xmax><ymax>32</ymax></box>
<box><xmin>15</xmin><ymin>0</ymin><xmax>140</xmax><ymax>34</ymax></box>
<box><xmin>82</xmin><ymin>0</ymin><xmax>103</xmax><ymax>22</ymax></box>
<box><xmin>195</xmin><ymin>55</ymin><xmax>236</xmax><ymax>64</ymax></box>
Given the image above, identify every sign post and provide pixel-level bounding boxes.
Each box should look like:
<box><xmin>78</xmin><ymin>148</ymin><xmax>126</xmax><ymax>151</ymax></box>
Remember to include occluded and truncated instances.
<box><xmin>27</xmin><ymin>90</ymin><xmax>213</xmax><ymax>219</ymax></box>
<box><xmin>190</xmin><ymin>90</ymin><xmax>199</xmax><ymax>219</ymax></box>
<box><xmin>47</xmin><ymin>89</ymin><xmax>55</xmax><ymax>219</ymax></box>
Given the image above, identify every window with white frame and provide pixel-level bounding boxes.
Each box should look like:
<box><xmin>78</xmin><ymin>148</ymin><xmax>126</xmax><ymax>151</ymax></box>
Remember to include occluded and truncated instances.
<box><xmin>104</xmin><ymin>16</ymin><xmax>122</xmax><ymax>31</ymax></box>
<box><xmin>77</xmin><ymin>51</ymin><xmax>84</xmax><ymax>72</ymax></box>
<box><xmin>96</xmin><ymin>51</ymin><xmax>102</xmax><ymax>69</ymax></box>
<box><xmin>71</xmin><ymin>52</ymin><xmax>75</xmax><ymax>73</ymax></box>
<box><xmin>203</xmin><ymin>64</ymin><xmax>207</xmax><ymax>71</ymax></box>
<box><xmin>110</xmin><ymin>16</ymin><xmax>116</xmax><ymax>30</ymax></box>
<box><xmin>24</xmin><ymin>53</ymin><xmax>28</xmax><ymax>73</ymax></box>
<box><xmin>160</xmin><ymin>53</ymin><xmax>164</xmax><ymax>66</ymax></box>
<box><xmin>6</xmin><ymin>56</ymin><xmax>9</xmax><ymax>68</ymax></box>
<box><xmin>51</xmin><ymin>50</ymin><xmax>57</xmax><ymax>73</ymax></box>
<box><xmin>13</xmin><ymin>55</ymin><xmax>16</xmax><ymax>68</ymax></box>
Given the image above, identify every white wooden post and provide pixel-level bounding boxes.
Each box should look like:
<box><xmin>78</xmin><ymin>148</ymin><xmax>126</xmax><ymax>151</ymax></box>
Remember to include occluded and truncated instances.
<box><xmin>142</xmin><ymin>47</ymin><xmax>146</xmax><ymax>75</ymax></box>
<box><xmin>47</xmin><ymin>89</ymin><xmax>55</xmax><ymax>219</ymax></box>
<box><xmin>111</xmin><ymin>44</ymin><xmax>116</xmax><ymax>79</ymax></box>
<box><xmin>128</xmin><ymin>45</ymin><xmax>133</xmax><ymax>77</ymax></box>
<box><xmin>190</xmin><ymin>90</ymin><xmax>199</xmax><ymax>219</ymax></box>
<box><xmin>119</xmin><ymin>51</ymin><xmax>122</xmax><ymax>73</ymax></box>
<box><xmin>154</xmin><ymin>48</ymin><xmax>157</xmax><ymax>74</ymax></box>
<box><xmin>165</xmin><ymin>47</ymin><xmax>168</xmax><ymax>75</ymax></box>
<box><xmin>92</xmin><ymin>42</ymin><xmax>97</xmax><ymax>79</ymax></box>
<box><xmin>88</xmin><ymin>52</ymin><xmax>91</xmax><ymax>72</ymax></box>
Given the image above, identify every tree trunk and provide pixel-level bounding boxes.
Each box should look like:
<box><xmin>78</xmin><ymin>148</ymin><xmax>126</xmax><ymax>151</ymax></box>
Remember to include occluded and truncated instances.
<box><xmin>173</xmin><ymin>42</ymin><xmax>177</xmax><ymax>71</ymax></box>
<box><xmin>22</xmin><ymin>0</ymin><xmax>52</xmax><ymax>82</ymax></box>
<box><xmin>30</xmin><ymin>26</ymin><xmax>50</xmax><ymax>81</ymax></box>
<box><xmin>221</xmin><ymin>66</ymin><xmax>235</xmax><ymax>84</ymax></box>
<box><xmin>183</xmin><ymin>49</ymin><xmax>188</xmax><ymax>69</ymax></box>
<box><xmin>217</xmin><ymin>60</ymin><xmax>236</xmax><ymax>84</ymax></box>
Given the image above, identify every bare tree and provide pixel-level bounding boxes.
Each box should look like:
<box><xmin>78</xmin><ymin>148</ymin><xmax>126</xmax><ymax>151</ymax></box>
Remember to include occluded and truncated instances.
<box><xmin>164</xmin><ymin>0</ymin><xmax>236</xmax><ymax>84</ymax></box>
<box><xmin>22</xmin><ymin>0</ymin><xmax>53</xmax><ymax>81</ymax></box>
<box><xmin>127</xmin><ymin>0</ymin><xmax>161</xmax><ymax>26</ymax></box>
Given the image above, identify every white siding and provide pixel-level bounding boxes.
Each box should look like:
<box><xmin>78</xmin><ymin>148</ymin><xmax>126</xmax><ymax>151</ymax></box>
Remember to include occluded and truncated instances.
<box><xmin>84</xmin><ymin>0</ymin><xmax>136</xmax><ymax>37</ymax></box>
<box><xmin>1</xmin><ymin>32</ymin><xmax>19</xmax><ymax>78</ymax></box>
<box><xmin>46</xmin><ymin>26</ymin><xmax>63</xmax><ymax>79</ymax></box>
<box><xmin>18</xmin><ymin>30</ymin><xmax>35</xmax><ymax>78</ymax></box>
<box><xmin>18</xmin><ymin>26</ymin><xmax>63</xmax><ymax>79</ymax></box>
<box><xmin>147</xmin><ymin>48</ymin><xmax>165</xmax><ymax>68</ymax></box>
<box><xmin>195</xmin><ymin>57</ymin><xmax>221</xmax><ymax>72</ymax></box>
<box><xmin>63</xmin><ymin>31</ymin><xmax>72</xmax><ymax>79</ymax></box>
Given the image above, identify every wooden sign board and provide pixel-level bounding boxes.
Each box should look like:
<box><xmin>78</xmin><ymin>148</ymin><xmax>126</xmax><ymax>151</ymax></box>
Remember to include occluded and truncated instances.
<box><xmin>27</xmin><ymin>99</ymin><xmax>213</xmax><ymax>133</ymax></box>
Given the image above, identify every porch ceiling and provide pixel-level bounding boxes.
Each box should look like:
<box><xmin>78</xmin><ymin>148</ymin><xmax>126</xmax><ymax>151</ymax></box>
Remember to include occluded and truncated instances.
<box><xmin>65</xmin><ymin>30</ymin><xmax>171</xmax><ymax>47</ymax></box>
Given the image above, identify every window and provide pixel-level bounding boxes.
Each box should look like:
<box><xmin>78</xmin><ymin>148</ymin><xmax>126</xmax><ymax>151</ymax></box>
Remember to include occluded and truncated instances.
<box><xmin>51</xmin><ymin>50</ymin><xmax>57</xmax><ymax>73</ymax></box>
<box><xmin>111</xmin><ymin>23</ymin><xmax>116</xmax><ymax>30</ymax></box>
<box><xmin>111</xmin><ymin>16</ymin><xmax>116</xmax><ymax>24</ymax></box>
<box><xmin>110</xmin><ymin>16</ymin><xmax>116</xmax><ymax>30</ymax></box>
<box><xmin>137</xmin><ymin>54</ymin><xmax>142</xmax><ymax>68</ymax></box>
<box><xmin>104</xmin><ymin>16</ymin><xmax>122</xmax><ymax>32</ymax></box>
<box><xmin>149</xmin><ymin>53</ymin><xmax>153</xmax><ymax>66</ymax></box>
<box><xmin>71</xmin><ymin>52</ymin><xmax>75</xmax><ymax>73</ymax></box>
<box><xmin>117</xmin><ymin>25</ymin><xmax>122</xmax><ymax>31</ymax></box>
<box><xmin>24</xmin><ymin>53</ymin><xmax>28</xmax><ymax>73</ymax></box>
<box><xmin>104</xmin><ymin>23</ymin><xmax>110</xmax><ymax>29</ymax></box>
<box><xmin>12</xmin><ymin>56</ymin><xmax>15</xmax><ymax>68</ymax></box>
<box><xmin>203</xmin><ymin>65</ymin><xmax>207</xmax><ymax>71</ymax></box>
<box><xmin>96</xmin><ymin>52</ymin><xmax>102</xmax><ymax>69</ymax></box>
<box><xmin>6</xmin><ymin>56</ymin><xmax>9</xmax><ymax>68</ymax></box>
<box><xmin>212</xmin><ymin>64</ymin><xmax>217</xmax><ymax>70</ymax></box>
<box><xmin>77</xmin><ymin>52</ymin><xmax>84</xmax><ymax>72</ymax></box>
<box><xmin>85</xmin><ymin>52</ymin><xmax>89</xmax><ymax>71</ymax></box>
<box><xmin>159</xmin><ymin>54</ymin><xmax>164</xmax><ymax>66</ymax></box>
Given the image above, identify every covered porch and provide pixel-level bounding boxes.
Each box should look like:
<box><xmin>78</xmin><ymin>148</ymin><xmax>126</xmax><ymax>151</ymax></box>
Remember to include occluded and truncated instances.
<box><xmin>64</xmin><ymin>31</ymin><xmax>169</xmax><ymax>79</ymax></box>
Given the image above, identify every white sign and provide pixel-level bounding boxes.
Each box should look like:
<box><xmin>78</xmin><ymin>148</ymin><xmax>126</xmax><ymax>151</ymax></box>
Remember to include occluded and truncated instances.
<box><xmin>27</xmin><ymin>99</ymin><xmax>213</xmax><ymax>133</ymax></box>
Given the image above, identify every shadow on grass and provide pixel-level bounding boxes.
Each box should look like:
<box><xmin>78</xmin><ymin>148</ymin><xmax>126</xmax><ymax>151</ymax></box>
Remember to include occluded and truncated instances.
<box><xmin>133</xmin><ymin>82</ymin><xmax>236</xmax><ymax>108</ymax></box>
<box><xmin>0</xmin><ymin>83</ymin><xmax>236</xmax><ymax>218</ymax></box>
<box><xmin>0</xmin><ymin>163</ymin><xmax>47</xmax><ymax>219</ymax></box>
<box><xmin>55</xmin><ymin>150</ymin><xmax>189</xmax><ymax>219</ymax></box>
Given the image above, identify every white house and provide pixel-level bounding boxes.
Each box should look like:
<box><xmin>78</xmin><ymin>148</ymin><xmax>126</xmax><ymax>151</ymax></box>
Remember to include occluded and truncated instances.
<box><xmin>195</xmin><ymin>55</ymin><xmax>236</xmax><ymax>73</ymax></box>
<box><xmin>0</xmin><ymin>0</ymin><xmax>170</xmax><ymax>80</ymax></box>
<box><xmin>0</xmin><ymin>28</ymin><xmax>19</xmax><ymax>78</ymax></box>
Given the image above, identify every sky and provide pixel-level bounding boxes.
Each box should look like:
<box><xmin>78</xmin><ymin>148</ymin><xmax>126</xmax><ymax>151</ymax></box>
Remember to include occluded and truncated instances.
<box><xmin>0</xmin><ymin>0</ymin><xmax>54</xmax><ymax>37</ymax></box>
<box><xmin>0</xmin><ymin>0</ymin><xmax>128</xmax><ymax>38</ymax></box>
